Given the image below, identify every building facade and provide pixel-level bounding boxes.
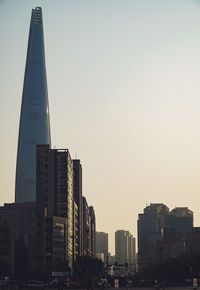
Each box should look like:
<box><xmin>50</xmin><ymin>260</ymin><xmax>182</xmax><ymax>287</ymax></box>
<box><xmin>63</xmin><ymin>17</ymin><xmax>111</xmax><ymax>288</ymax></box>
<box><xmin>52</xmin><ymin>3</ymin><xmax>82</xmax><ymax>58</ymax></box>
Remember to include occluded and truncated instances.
<box><xmin>137</xmin><ymin>204</ymin><xmax>194</xmax><ymax>272</ymax></box>
<box><xmin>73</xmin><ymin>160</ymin><xmax>83</xmax><ymax>256</ymax></box>
<box><xmin>46</xmin><ymin>216</ymin><xmax>68</xmax><ymax>275</ymax></box>
<box><xmin>82</xmin><ymin>196</ymin><xmax>90</xmax><ymax>255</ymax></box>
<box><xmin>89</xmin><ymin>206</ymin><xmax>96</xmax><ymax>256</ymax></box>
<box><xmin>82</xmin><ymin>197</ymin><xmax>96</xmax><ymax>256</ymax></box>
<box><xmin>186</xmin><ymin>227</ymin><xmax>200</xmax><ymax>255</ymax></box>
<box><xmin>73</xmin><ymin>202</ymin><xmax>79</xmax><ymax>261</ymax></box>
<box><xmin>15</xmin><ymin>7</ymin><xmax>51</xmax><ymax>203</ymax></box>
<box><xmin>155</xmin><ymin>207</ymin><xmax>194</xmax><ymax>264</ymax></box>
<box><xmin>137</xmin><ymin>203</ymin><xmax>169</xmax><ymax>272</ymax></box>
<box><xmin>165</xmin><ymin>207</ymin><xmax>193</xmax><ymax>238</ymax></box>
<box><xmin>0</xmin><ymin>203</ymin><xmax>46</xmax><ymax>279</ymax></box>
<box><xmin>115</xmin><ymin>230</ymin><xmax>135</xmax><ymax>267</ymax></box>
<box><xmin>96</xmin><ymin>232</ymin><xmax>108</xmax><ymax>263</ymax></box>
<box><xmin>36</xmin><ymin>144</ymin><xmax>73</xmax><ymax>269</ymax></box>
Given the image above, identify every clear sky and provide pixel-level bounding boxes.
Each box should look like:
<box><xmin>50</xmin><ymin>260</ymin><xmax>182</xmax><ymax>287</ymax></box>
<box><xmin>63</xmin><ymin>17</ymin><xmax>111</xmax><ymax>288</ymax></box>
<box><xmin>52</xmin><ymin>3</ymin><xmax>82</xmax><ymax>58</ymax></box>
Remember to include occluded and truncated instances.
<box><xmin>1</xmin><ymin>0</ymin><xmax>200</xmax><ymax>254</ymax></box>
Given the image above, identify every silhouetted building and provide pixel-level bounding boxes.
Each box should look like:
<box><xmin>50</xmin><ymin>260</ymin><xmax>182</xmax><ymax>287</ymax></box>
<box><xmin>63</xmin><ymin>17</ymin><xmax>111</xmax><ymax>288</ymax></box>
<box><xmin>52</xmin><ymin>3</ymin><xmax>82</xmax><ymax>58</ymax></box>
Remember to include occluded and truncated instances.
<box><xmin>82</xmin><ymin>197</ymin><xmax>96</xmax><ymax>256</ymax></box>
<box><xmin>128</xmin><ymin>232</ymin><xmax>136</xmax><ymax>273</ymax></box>
<box><xmin>46</xmin><ymin>216</ymin><xmax>68</xmax><ymax>275</ymax></box>
<box><xmin>82</xmin><ymin>197</ymin><xmax>90</xmax><ymax>255</ymax></box>
<box><xmin>0</xmin><ymin>203</ymin><xmax>72</xmax><ymax>278</ymax></box>
<box><xmin>96</xmin><ymin>232</ymin><xmax>108</xmax><ymax>263</ymax></box>
<box><xmin>186</xmin><ymin>227</ymin><xmax>200</xmax><ymax>255</ymax></box>
<box><xmin>165</xmin><ymin>207</ymin><xmax>193</xmax><ymax>238</ymax></box>
<box><xmin>115</xmin><ymin>230</ymin><xmax>128</xmax><ymax>265</ymax></box>
<box><xmin>36</xmin><ymin>144</ymin><xmax>73</xmax><ymax>269</ymax></box>
<box><xmin>89</xmin><ymin>206</ymin><xmax>96</xmax><ymax>256</ymax></box>
<box><xmin>15</xmin><ymin>7</ymin><xmax>51</xmax><ymax>203</ymax></box>
<box><xmin>0</xmin><ymin>223</ymin><xmax>12</xmax><ymax>275</ymax></box>
<box><xmin>115</xmin><ymin>230</ymin><xmax>135</xmax><ymax>267</ymax></box>
<box><xmin>137</xmin><ymin>203</ymin><xmax>169</xmax><ymax>271</ymax></box>
<box><xmin>155</xmin><ymin>207</ymin><xmax>194</xmax><ymax>263</ymax></box>
<box><xmin>0</xmin><ymin>203</ymin><xmax>46</xmax><ymax>279</ymax></box>
<box><xmin>73</xmin><ymin>202</ymin><xmax>79</xmax><ymax>260</ymax></box>
<box><xmin>108</xmin><ymin>253</ymin><xmax>115</xmax><ymax>265</ymax></box>
<box><xmin>73</xmin><ymin>160</ymin><xmax>83</xmax><ymax>255</ymax></box>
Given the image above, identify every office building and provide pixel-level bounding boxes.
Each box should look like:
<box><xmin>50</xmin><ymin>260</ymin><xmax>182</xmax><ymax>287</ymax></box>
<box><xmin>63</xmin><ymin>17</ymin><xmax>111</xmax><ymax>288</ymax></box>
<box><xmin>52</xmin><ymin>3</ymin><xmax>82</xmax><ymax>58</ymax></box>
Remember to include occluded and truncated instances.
<box><xmin>137</xmin><ymin>203</ymin><xmax>169</xmax><ymax>271</ymax></box>
<box><xmin>186</xmin><ymin>227</ymin><xmax>200</xmax><ymax>255</ymax></box>
<box><xmin>73</xmin><ymin>160</ymin><xmax>83</xmax><ymax>255</ymax></box>
<box><xmin>15</xmin><ymin>7</ymin><xmax>51</xmax><ymax>203</ymax></box>
<box><xmin>89</xmin><ymin>206</ymin><xmax>96</xmax><ymax>256</ymax></box>
<box><xmin>82</xmin><ymin>197</ymin><xmax>96</xmax><ymax>256</ymax></box>
<box><xmin>36</xmin><ymin>144</ymin><xmax>73</xmax><ymax>269</ymax></box>
<box><xmin>96</xmin><ymin>232</ymin><xmax>108</xmax><ymax>263</ymax></box>
<box><xmin>115</xmin><ymin>230</ymin><xmax>127</xmax><ymax>265</ymax></box>
<box><xmin>73</xmin><ymin>202</ymin><xmax>79</xmax><ymax>260</ymax></box>
<box><xmin>155</xmin><ymin>207</ymin><xmax>194</xmax><ymax>263</ymax></box>
<box><xmin>82</xmin><ymin>196</ymin><xmax>90</xmax><ymax>255</ymax></box>
<box><xmin>0</xmin><ymin>202</ymin><xmax>71</xmax><ymax>278</ymax></box>
<box><xmin>115</xmin><ymin>230</ymin><xmax>135</xmax><ymax>266</ymax></box>
<box><xmin>165</xmin><ymin>207</ymin><xmax>193</xmax><ymax>238</ymax></box>
<box><xmin>46</xmin><ymin>216</ymin><xmax>68</xmax><ymax>275</ymax></box>
<box><xmin>0</xmin><ymin>203</ymin><xmax>46</xmax><ymax>278</ymax></box>
<box><xmin>127</xmin><ymin>232</ymin><xmax>136</xmax><ymax>271</ymax></box>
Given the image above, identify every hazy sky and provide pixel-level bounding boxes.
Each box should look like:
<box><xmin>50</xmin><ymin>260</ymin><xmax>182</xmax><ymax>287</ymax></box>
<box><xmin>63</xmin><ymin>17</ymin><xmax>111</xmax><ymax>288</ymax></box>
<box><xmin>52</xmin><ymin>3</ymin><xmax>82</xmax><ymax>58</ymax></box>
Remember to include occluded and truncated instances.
<box><xmin>1</xmin><ymin>0</ymin><xmax>200</xmax><ymax>254</ymax></box>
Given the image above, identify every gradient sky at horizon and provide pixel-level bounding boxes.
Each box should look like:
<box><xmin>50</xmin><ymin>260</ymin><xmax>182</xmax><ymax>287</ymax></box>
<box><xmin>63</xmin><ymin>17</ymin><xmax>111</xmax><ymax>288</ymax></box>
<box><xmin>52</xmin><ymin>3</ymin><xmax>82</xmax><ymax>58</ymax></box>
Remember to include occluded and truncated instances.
<box><xmin>1</xmin><ymin>0</ymin><xmax>200</xmax><ymax>254</ymax></box>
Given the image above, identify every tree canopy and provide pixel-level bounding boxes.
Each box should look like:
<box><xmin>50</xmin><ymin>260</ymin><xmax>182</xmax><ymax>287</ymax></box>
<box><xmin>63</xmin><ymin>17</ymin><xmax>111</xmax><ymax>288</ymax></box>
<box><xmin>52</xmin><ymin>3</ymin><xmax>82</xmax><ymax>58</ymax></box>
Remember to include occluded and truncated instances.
<box><xmin>73</xmin><ymin>256</ymin><xmax>104</xmax><ymax>283</ymax></box>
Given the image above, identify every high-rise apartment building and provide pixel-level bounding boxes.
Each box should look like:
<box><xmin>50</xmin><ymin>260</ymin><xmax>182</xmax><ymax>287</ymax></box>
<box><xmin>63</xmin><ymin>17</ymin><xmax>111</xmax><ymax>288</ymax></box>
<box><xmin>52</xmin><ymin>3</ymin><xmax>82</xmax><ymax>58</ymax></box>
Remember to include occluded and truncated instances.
<box><xmin>115</xmin><ymin>230</ymin><xmax>127</xmax><ymax>265</ymax></box>
<box><xmin>96</xmin><ymin>232</ymin><xmax>108</xmax><ymax>262</ymax></box>
<box><xmin>15</xmin><ymin>7</ymin><xmax>51</xmax><ymax>203</ymax></box>
<box><xmin>115</xmin><ymin>230</ymin><xmax>135</xmax><ymax>267</ymax></box>
<box><xmin>127</xmin><ymin>232</ymin><xmax>136</xmax><ymax>268</ymax></box>
<box><xmin>36</xmin><ymin>144</ymin><xmax>73</xmax><ymax>268</ymax></box>
<box><xmin>137</xmin><ymin>203</ymin><xmax>169</xmax><ymax>271</ymax></box>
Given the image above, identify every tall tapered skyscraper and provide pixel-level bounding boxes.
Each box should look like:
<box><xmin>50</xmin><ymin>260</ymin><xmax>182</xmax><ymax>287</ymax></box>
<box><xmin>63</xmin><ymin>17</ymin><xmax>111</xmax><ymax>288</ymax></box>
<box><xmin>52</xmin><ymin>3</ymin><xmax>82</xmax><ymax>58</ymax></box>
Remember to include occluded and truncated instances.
<box><xmin>15</xmin><ymin>7</ymin><xmax>51</xmax><ymax>203</ymax></box>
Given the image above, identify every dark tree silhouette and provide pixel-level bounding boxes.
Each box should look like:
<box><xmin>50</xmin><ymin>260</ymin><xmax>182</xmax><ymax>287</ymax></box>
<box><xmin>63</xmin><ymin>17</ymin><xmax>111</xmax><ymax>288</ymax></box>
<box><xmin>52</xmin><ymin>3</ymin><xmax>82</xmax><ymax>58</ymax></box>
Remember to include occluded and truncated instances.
<box><xmin>73</xmin><ymin>256</ymin><xmax>104</xmax><ymax>286</ymax></box>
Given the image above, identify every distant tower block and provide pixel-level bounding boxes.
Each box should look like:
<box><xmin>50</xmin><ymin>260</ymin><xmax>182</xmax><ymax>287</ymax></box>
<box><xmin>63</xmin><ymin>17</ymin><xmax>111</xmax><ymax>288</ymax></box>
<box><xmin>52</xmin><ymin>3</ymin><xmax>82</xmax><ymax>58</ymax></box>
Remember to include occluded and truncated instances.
<box><xmin>15</xmin><ymin>7</ymin><xmax>51</xmax><ymax>202</ymax></box>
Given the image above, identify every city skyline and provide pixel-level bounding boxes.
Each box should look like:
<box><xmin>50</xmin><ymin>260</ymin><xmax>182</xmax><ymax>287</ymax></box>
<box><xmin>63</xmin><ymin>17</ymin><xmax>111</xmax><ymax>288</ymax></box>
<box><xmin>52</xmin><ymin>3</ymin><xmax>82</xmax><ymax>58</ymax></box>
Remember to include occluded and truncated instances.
<box><xmin>2</xmin><ymin>0</ymin><xmax>200</xmax><ymax>254</ymax></box>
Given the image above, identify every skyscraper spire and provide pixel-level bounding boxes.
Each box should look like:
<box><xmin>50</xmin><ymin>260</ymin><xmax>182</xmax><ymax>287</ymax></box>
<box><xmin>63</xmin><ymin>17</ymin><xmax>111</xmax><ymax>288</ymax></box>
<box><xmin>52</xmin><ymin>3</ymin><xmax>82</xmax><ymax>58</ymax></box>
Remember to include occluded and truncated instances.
<box><xmin>15</xmin><ymin>7</ymin><xmax>51</xmax><ymax>203</ymax></box>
